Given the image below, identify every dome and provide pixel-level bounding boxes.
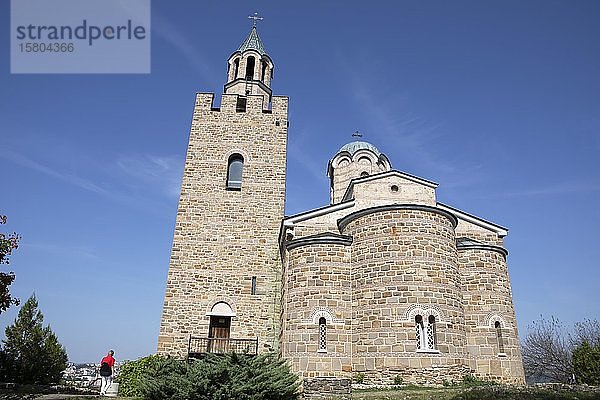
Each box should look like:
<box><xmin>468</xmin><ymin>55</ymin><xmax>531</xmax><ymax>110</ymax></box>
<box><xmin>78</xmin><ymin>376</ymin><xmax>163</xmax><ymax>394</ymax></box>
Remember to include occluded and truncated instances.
<box><xmin>336</xmin><ymin>141</ymin><xmax>382</xmax><ymax>157</ymax></box>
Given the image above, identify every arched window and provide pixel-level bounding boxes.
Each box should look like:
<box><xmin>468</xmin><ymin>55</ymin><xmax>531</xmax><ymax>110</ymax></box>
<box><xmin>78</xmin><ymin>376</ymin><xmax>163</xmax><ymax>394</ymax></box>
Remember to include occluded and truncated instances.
<box><xmin>245</xmin><ymin>56</ymin><xmax>255</xmax><ymax>80</ymax></box>
<box><xmin>415</xmin><ymin>315</ymin><xmax>425</xmax><ymax>350</ymax></box>
<box><xmin>233</xmin><ymin>58</ymin><xmax>240</xmax><ymax>79</ymax></box>
<box><xmin>226</xmin><ymin>154</ymin><xmax>244</xmax><ymax>189</ymax></box>
<box><xmin>427</xmin><ymin>315</ymin><xmax>437</xmax><ymax>349</ymax></box>
<box><xmin>261</xmin><ymin>60</ymin><xmax>268</xmax><ymax>82</ymax></box>
<box><xmin>318</xmin><ymin>317</ymin><xmax>327</xmax><ymax>352</ymax></box>
<box><xmin>416</xmin><ymin>314</ymin><xmax>437</xmax><ymax>351</ymax></box>
<box><xmin>495</xmin><ymin>321</ymin><xmax>505</xmax><ymax>354</ymax></box>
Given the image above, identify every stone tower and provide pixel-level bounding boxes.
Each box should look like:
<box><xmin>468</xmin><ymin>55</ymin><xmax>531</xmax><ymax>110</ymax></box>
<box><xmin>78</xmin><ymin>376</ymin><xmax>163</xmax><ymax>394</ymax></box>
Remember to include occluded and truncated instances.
<box><xmin>157</xmin><ymin>25</ymin><xmax>289</xmax><ymax>357</ymax></box>
<box><xmin>157</xmin><ymin>20</ymin><xmax>524</xmax><ymax>388</ymax></box>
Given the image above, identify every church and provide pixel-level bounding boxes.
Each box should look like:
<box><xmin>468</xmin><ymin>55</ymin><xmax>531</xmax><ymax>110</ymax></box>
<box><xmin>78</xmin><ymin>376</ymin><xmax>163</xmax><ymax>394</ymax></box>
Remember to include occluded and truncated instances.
<box><xmin>157</xmin><ymin>22</ymin><xmax>525</xmax><ymax>388</ymax></box>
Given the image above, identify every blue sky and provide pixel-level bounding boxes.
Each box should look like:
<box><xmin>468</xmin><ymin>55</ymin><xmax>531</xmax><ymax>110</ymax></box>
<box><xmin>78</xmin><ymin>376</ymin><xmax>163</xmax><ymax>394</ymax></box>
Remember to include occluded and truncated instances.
<box><xmin>1</xmin><ymin>1</ymin><xmax>599</xmax><ymax>363</ymax></box>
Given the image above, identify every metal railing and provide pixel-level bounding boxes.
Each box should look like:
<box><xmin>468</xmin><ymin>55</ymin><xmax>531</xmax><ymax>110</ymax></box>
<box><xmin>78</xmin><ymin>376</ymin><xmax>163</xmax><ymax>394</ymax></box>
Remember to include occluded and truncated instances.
<box><xmin>188</xmin><ymin>336</ymin><xmax>259</xmax><ymax>357</ymax></box>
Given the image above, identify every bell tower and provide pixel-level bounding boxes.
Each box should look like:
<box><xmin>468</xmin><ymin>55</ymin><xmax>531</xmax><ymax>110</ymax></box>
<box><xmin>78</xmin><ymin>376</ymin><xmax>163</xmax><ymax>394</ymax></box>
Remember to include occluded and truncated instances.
<box><xmin>224</xmin><ymin>14</ymin><xmax>274</xmax><ymax>108</ymax></box>
<box><xmin>157</xmin><ymin>18</ymin><xmax>289</xmax><ymax>357</ymax></box>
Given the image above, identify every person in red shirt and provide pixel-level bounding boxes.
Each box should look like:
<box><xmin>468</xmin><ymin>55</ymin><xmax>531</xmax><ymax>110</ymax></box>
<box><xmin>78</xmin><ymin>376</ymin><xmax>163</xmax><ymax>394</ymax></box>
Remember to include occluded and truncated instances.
<box><xmin>99</xmin><ymin>349</ymin><xmax>115</xmax><ymax>395</ymax></box>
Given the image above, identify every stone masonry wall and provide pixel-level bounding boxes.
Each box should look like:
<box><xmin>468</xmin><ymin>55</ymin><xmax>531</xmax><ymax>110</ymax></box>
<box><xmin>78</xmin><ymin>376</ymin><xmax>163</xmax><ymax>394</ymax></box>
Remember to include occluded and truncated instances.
<box><xmin>282</xmin><ymin>200</ymin><xmax>523</xmax><ymax>386</ymax></box>
<box><xmin>455</xmin><ymin>219</ymin><xmax>504</xmax><ymax>246</ymax></box>
<box><xmin>330</xmin><ymin>150</ymin><xmax>389</xmax><ymax>204</ymax></box>
<box><xmin>302</xmin><ymin>378</ymin><xmax>351</xmax><ymax>400</ymax></box>
<box><xmin>281</xmin><ymin>242</ymin><xmax>352</xmax><ymax>378</ymax></box>
<box><xmin>157</xmin><ymin>92</ymin><xmax>288</xmax><ymax>357</ymax></box>
<box><xmin>341</xmin><ymin>206</ymin><xmax>468</xmax><ymax>384</ymax></box>
<box><xmin>352</xmin><ymin>175</ymin><xmax>437</xmax><ymax>209</ymax></box>
<box><xmin>458</xmin><ymin>247</ymin><xmax>525</xmax><ymax>384</ymax></box>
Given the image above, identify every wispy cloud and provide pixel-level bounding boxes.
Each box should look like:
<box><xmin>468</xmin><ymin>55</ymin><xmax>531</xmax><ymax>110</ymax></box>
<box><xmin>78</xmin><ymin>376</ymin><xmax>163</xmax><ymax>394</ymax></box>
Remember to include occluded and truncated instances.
<box><xmin>336</xmin><ymin>50</ymin><xmax>456</xmax><ymax>175</ymax></box>
<box><xmin>116</xmin><ymin>154</ymin><xmax>184</xmax><ymax>198</ymax></box>
<box><xmin>152</xmin><ymin>14</ymin><xmax>218</xmax><ymax>84</ymax></box>
<box><xmin>22</xmin><ymin>242</ymin><xmax>101</xmax><ymax>262</ymax></box>
<box><xmin>287</xmin><ymin>125</ymin><xmax>329</xmax><ymax>184</ymax></box>
<box><xmin>486</xmin><ymin>181</ymin><xmax>600</xmax><ymax>198</ymax></box>
<box><xmin>2</xmin><ymin>148</ymin><xmax>183</xmax><ymax>216</ymax></box>
<box><xmin>333</xmin><ymin>49</ymin><xmax>490</xmax><ymax>192</ymax></box>
<box><xmin>1</xmin><ymin>151</ymin><xmax>109</xmax><ymax>195</ymax></box>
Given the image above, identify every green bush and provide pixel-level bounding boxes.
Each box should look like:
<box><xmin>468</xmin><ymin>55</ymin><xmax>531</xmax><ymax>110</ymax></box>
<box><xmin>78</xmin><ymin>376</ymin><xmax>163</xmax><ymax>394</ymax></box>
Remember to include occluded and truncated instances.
<box><xmin>573</xmin><ymin>341</ymin><xmax>600</xmax><ymax>385</ymax></box>
<box><xmin>461</xmin><ymin>374</ymin><xmax>495</xmax><ymax>387</ymax></box>
<box><xmin>137</xmin><ymin>352</ymin><xmax>300</xmax><ymax>400</ymax></box>
<box><xmin>118</xmin><ymin>354</ymin><xmax>170</xmax><ymax>397</ymax></box>
<box><xmin>393</xmin><ymin>375</ymin><xmax>403</xmax><ymax>386</ymax></box>
<box><xmin>353</xmin><ymin>372</ymin><xmax>365</xmax><ymax>384</ymax></box>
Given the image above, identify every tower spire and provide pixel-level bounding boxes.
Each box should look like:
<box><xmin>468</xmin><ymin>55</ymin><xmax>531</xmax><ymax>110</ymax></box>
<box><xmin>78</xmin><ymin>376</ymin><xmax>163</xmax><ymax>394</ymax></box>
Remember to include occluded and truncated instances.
<box><xmin>224</xmin><ymin>16</ymin><xmax>274</xmax><ymax>107</ymax></box>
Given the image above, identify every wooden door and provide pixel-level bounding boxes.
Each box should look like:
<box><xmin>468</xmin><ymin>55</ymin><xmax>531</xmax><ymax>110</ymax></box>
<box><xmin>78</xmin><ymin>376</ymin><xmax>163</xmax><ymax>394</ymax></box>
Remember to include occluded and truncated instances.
<box><xmin>209</xmin><ymin>316</ymin><xmax>230</xmax><ymax>353</ymax></box>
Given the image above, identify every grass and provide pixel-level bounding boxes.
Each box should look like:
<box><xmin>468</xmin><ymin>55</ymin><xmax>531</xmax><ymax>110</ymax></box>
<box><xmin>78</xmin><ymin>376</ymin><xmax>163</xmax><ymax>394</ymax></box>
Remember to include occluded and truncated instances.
<box><xmin>353</xmin><ymin>386</ymin><xmax>463</xmax><ymax>399</ymax></box>
<box><xmin>352</xmin><ymin>385</ymin><xmax>600</xmax><ymax>400</ymax></box>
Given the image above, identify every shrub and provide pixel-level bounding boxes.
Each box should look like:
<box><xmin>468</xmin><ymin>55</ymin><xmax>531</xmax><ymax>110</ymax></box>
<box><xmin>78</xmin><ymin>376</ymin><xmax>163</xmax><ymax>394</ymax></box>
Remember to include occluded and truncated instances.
<box><xmin>117</xmin><ymin>354</ymin><xmax>170</xmax><ymax>397</ymax></box>
<box><xmin>572</xmin><ymin>340</ymin><xmax>600</xmax><ymax>385</ymax></box>
<box><xmin>461</xmin><ymin>374</ymin><xmax>495</xmax><ymax>387</ymax></box>
<box><xmin>393</xmin><ymin>375</ymin><xmax>403</xmax><ymax>386</ymax></box>
<box><xmin>137</xmin><ymin>352</ymin><xmax>300</xmax><ymax>400</ymax></box>
<box><xmin>138</xmin><ymin>356</ymin><xmax>189</xmax><ymax>400</ymax></box>
<box><xmin>353</xmin><ymin>372</ymin><xmax>365</xmax><ymax>384</ymax></box>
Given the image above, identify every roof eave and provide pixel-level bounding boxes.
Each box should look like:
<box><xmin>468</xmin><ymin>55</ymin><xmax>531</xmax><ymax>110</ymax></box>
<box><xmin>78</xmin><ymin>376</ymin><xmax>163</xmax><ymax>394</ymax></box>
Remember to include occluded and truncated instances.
<box><xmin>437</xmin><ymin>202</ymin><xmax>509</xmax><ymax>237</ymax></box>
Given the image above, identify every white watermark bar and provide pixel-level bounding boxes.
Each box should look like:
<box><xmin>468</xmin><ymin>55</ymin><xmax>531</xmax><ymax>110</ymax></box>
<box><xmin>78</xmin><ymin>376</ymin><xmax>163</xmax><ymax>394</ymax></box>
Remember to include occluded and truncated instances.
<box><xmin>11</xmin><ymin>0</ymin><xmax>151</xmax><ymax>74</ymax></box>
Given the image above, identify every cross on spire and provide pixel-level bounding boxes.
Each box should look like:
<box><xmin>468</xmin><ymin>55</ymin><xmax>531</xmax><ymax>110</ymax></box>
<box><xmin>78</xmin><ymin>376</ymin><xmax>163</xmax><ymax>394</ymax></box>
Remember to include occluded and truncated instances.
<box><xmin>248</xmin><ymin>12</ymin><xmax>263</xmax><ymax>27</ymax></box>
<box><xmin>352</xmin><ymin>130</ymin><xmax>363</xmax><ymax>138</ymax></box>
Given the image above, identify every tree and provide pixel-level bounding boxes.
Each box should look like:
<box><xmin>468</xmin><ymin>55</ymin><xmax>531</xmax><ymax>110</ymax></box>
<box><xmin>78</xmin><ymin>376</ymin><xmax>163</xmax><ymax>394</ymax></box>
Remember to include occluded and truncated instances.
<box><xmin>1</xmin><ymin>294</ymin><xmax>68</xmax><ymax>384</ymax></box>
<box><xmin>572</xmin><ymin>341</ymin><xmax>600</xmax><ymax>385</ymax></box>
<box><xmin>522</xmin><ymin>316</ymin><xmax>573</xmax><ymax>383</ymax></box>
<box><xmin>571</xmin><ymin>319</ymin><xmax>600</xmax><ymax>385</ymax></box>
<box><xmin>573</xmin><ymin>319</ymin><xmax>600</xmax><ymax>347</ymax></box>
<box><xmin>0</xmin><ymin>212</ymin><xmax>21</xmax><ymax>314</ymax></box>
<box><xmin>522</xmin><ymin>316</ymin><xmax>600</xmax><ymax>384</ymax></box>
